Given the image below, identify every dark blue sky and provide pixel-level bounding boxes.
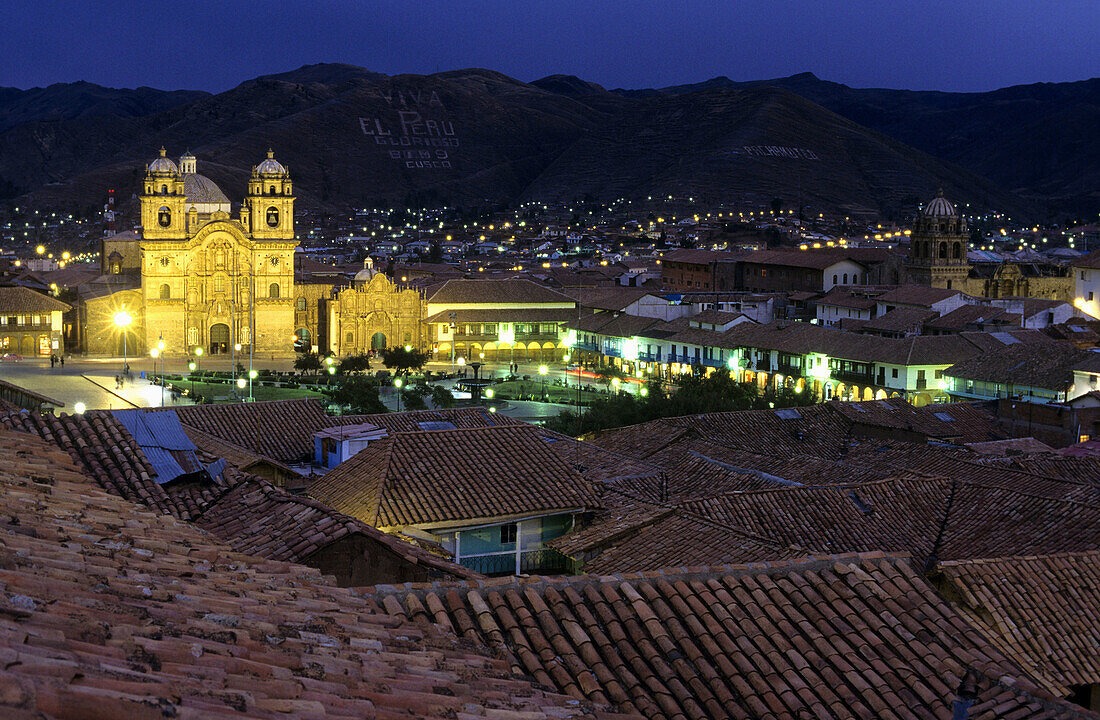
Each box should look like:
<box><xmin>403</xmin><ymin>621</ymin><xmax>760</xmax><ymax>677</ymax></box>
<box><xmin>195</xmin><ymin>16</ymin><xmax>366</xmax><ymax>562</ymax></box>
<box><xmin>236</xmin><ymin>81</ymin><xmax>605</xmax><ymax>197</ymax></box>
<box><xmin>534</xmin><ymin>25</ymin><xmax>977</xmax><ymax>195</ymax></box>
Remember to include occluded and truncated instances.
<box><xmin>3</xmin><ymin>0</ymin><xmax>1097</xmax><ymax>93</ymax></box>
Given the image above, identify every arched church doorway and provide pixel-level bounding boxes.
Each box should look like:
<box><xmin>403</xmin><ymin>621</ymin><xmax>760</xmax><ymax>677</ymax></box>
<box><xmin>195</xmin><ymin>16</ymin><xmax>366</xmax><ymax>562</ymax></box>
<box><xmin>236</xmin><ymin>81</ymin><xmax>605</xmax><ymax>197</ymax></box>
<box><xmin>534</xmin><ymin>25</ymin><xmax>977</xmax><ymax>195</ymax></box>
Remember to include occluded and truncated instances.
<box><xmin>210</xmin><ymin>324</ymin><xmax>230</xmax><ymax>354</ymax></box>
<box><xmin>371</xmin><ymin>332</ymin><xmax>387</xmax><ymax>350</ymax></box>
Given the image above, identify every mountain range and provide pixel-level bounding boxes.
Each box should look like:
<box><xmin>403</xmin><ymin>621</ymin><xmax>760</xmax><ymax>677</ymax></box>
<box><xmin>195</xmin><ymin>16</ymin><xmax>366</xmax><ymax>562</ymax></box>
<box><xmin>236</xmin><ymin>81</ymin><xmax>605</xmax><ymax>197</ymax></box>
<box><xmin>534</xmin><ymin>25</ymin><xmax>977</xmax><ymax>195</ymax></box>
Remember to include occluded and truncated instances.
<box><xmin>0</xmin><ymin>64</ymin><xmax>1095</xmax><ymax>221</ymax></box>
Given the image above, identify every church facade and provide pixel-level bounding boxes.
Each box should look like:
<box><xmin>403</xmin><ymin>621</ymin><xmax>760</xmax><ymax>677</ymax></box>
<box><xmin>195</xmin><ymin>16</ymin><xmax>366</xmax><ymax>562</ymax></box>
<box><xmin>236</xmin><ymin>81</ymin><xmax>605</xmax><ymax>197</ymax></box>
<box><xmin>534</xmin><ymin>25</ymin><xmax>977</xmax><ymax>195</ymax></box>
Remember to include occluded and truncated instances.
<box><xmin>905</xmin><ymin>190</ymin><xmax>1072</xmax><ymax>302</ymax></box>
<box><xmin>84</xmin><ymin>149</ymin><xmax>298</xmax><ymax>357</ymax></box>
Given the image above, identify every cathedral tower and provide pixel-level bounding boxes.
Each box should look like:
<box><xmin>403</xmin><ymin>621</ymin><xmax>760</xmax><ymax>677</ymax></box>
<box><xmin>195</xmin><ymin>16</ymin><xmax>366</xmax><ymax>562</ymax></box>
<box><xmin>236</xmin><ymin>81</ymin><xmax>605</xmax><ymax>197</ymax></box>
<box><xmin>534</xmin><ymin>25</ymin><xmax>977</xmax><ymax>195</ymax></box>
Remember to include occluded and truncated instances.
<box><xmin>246</xmin><ymin>150</ymin><xmax>295</xmax><ymax>240</ymax></box>
<box><xmin>905</xmin><ymin>189</ymin><xmax>971</xmax><ymax>290</ymax></box>
<box><xmin>139</xmin><ymin>148</ymin><xmax>187</xmax><ymax>239</ymax></box>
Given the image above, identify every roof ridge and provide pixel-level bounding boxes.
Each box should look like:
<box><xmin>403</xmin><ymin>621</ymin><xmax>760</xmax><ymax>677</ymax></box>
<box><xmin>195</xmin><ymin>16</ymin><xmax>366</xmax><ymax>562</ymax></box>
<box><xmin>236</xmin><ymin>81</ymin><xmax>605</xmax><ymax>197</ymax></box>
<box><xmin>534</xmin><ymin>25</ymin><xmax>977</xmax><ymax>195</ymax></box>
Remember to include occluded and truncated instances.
<box><xmin>936</xmin><ymin>548</ymin><xmax>1100</xmax><ymax>568</ymax></box>
<box><xmin>362</xmin><ymin>551</ymin><xmax>908</xmax><ymax>597</ymax></box>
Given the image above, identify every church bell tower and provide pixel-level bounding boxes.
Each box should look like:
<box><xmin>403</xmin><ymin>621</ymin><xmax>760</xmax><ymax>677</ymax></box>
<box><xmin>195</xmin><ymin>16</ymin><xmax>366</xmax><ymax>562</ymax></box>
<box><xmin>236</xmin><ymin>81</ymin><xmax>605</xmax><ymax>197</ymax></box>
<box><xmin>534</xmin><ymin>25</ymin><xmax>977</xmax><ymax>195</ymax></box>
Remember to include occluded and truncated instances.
<box><xmin>905</xmin><ymin>189</ymin><xmax>971</xmax><ymax>290</ymax></box>
<box><xmin>246</xmin><ymin>149</ymin><xmax>295</xmax><ymax>240</ymax></box>
<box><xmin>139</xmin><ymin>148</ymin><xmax>187</xmax><ymax>240</ymax></box>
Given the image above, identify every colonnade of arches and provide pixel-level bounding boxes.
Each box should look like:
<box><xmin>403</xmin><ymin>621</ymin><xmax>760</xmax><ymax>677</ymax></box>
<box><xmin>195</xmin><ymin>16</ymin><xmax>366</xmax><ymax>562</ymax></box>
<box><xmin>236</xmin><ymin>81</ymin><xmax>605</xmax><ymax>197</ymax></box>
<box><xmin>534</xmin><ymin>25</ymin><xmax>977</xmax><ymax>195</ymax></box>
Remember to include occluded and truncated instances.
<box><xmin>434</xmin><ymin>340</ymin><xmax>567</xmax><ymax>364</ymax></box>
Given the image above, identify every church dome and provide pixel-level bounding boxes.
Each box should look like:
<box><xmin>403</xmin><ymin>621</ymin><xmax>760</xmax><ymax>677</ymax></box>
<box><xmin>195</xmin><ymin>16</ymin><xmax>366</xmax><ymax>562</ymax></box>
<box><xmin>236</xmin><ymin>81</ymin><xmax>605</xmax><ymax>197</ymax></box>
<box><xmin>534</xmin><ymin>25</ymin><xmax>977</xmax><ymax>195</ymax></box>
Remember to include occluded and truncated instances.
<box><xmin>256</xmin><ymin>149</ymin><xmax>286</xmax><ymax>175</ymax></box>
<box><xmin>148</xmin><ymin>147</ymin><xmax>179</xmax><ymax>174</ymax></box>
<box><xmin>355</xmin><ymin>257</ymin><xmax>379</xmax><ymax>283</ymax></box>
<box><xmin>183</xmin><ymin>173</ymin><xmax>230</xmax><ymax>205</ymax></box>
<box><xmin>922</xmin><ymin>189</ymin><xmax>957</xmax><ymax>217</ymax></box>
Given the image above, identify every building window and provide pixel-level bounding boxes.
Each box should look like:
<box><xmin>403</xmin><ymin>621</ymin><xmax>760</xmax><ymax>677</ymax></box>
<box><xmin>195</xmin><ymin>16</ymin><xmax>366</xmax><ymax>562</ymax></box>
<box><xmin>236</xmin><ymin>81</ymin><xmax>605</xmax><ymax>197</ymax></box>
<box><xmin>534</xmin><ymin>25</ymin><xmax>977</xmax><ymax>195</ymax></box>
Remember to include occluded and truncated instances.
<box><xmin>159</xmin><ymin>284</ymin><xmax>170</xmax><ymax>299</ymax></box>
<box><xmin>158</xmin><ymin>206</ymin><xmax>171</xmax><ymax>228</ymax></box>
<box><xmin>499</xmin><ymin>523</ymin><xmax>517</xmax><ymax>546</ymax></box>
<box><xmin>832</xmin><ymin>274</ymin><xmax>838</xmax><ymax>285</ymax></box>
<box><xmin>892</xmin><ymin>368</ymin><xmax>898</xmax><ymax>378</ymax></box>
<box><xmin>345</xmin><ymin>332</ymin><xmax>354</xmax><ymax>344</ymax></box>
<box><xmin>1090</xmin><ymin>292</ymin><xmax>1095</xmax><ymax>302</ymax></box>
<box><xmin>269</xmin><ymin>283</ymin><xmax>280</xmax><ymax>298</ymax></box>
<box><xmin>214</xmin><ymin>276</ymin><xmax>225</xmax><ymax>293</ymax></box>
<box><xmin>843</xmin><ymin>273</ymin><xmax>848</xmax><ymax>284</ymax></box>
<box><xmin>266</xmin><ymin>206</ymin><xmax>279</xmax><ymax>227</ymax></box>
<box><xmin>296</xmin><ymin>297</ymin><xmax>307</xmax><ymax>311</ymax></box>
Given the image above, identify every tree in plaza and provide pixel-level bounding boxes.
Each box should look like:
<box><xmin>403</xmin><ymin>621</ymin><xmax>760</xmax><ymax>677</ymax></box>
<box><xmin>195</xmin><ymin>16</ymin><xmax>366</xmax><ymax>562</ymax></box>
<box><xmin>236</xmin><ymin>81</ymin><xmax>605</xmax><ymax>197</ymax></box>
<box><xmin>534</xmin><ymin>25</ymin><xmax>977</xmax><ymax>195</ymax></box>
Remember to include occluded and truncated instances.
<box><xmin>294</xmin><ymin>351</ymin><xmax>323</xmax><ymax>374</ymax></box>
<box><xmin>545</xmin><ymin>369</ymin><xmax>813</xmax><ymax>436</ymax></box>
<box><xmin>328</xmin><ymin>375</ymin><xmax>387</xmax><ymax>414</ymax></box>
<box><xmin>337</xmin><ymin>353</ymin><xmax>372</xmax><ymax>374</ymax></box>
<box><xmin>594</xmin><ymin>364</ymin><xmax>626</xmax><ymax>391</ymax></box>
<box><xmin>400</xmin><ymin>383</ymin><xmax>431</xmax><ymax>411</ymax></box>
<box><xmin>430</xmin><ymin>384</ymin><xmax>456</xmax><ymax>408</ymax></box>
<box><xmin>379</xmin><ymin>346</ymin><xmax>429</xmax><ymax>377</ymax></box>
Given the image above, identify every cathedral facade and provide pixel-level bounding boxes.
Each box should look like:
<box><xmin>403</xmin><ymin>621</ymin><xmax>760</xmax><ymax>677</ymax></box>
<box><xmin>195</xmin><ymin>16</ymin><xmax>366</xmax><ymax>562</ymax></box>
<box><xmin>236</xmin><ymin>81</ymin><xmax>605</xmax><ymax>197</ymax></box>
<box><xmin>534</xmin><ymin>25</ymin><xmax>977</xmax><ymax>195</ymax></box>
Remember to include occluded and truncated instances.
<box><xmin>84</xmin><ymin>149</ymin><xmax>298</xmax><ymax>357</ymax></box>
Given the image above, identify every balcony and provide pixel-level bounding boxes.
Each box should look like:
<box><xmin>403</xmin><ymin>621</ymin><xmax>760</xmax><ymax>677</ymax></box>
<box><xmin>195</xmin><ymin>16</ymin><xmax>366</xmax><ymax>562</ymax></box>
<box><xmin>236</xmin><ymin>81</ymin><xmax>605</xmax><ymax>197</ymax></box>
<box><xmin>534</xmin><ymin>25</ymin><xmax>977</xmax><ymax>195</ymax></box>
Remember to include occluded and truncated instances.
<box><xmin>637</xmin><ymin>351</ymin><xmax>659</xmax><ymax>362</ymax></box>
<box><xmin>458</xmin><ymin>547</ymin><xmax>577</xmax><ymax>576</ymax></box>
<box><xmin>831</xmin><ymin>367</ymin><xmax>874</xmax><ymax>384</ymax></box>
<box><xmin>573</xmin><ymin>339</ymin><xmax>598</xmax><ymax>352</ymax></box>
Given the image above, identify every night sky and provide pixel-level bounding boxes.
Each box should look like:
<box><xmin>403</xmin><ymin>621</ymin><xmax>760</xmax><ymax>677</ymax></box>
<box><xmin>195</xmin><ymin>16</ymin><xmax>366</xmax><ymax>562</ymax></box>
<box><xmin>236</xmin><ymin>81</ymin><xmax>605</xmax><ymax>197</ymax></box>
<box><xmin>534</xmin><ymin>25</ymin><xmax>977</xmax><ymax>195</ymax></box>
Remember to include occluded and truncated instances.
<box><xmin>3</xmin><ymin>0</ymin><xmax>1097</xmax><ymax>93</ymax></box>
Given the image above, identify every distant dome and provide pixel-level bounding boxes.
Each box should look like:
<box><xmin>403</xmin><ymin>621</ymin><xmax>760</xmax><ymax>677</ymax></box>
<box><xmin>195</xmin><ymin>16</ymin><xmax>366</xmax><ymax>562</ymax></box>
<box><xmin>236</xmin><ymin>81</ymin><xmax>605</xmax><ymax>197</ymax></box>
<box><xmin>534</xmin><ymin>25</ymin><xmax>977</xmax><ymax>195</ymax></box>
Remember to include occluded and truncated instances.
<box><xmin>355</xmin><ymin>257</ymin><xmax>379</xmax><ymax>283</ymax></box>
<box><xmin>923</xmin><ymin>189</ymin><xmax>956</xmax><ymax>217</ymax></box>
<box><xmin>148</xmin><ymin>147</ymin><xmax>179</xmax><ymax>174</ymax></box>
<box><xmin>183</xmin><ymin>173</ymin><xmax>230</xmax><ymax>205</ymax></box>
<box><xmin>256</xmin><ymin>148</ymin><xmax>286</xmax><ymax>175</ymax></box>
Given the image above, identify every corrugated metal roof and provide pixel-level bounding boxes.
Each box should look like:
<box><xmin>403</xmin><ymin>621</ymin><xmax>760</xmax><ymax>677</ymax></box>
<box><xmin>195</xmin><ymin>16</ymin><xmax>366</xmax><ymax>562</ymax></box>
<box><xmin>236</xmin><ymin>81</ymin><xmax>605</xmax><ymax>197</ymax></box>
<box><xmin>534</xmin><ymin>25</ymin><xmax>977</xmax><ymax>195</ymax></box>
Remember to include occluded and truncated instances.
<box><xmin>113</xmin><ymin>410</ymin><xmax>202</xmax><ymax>484</ymax></box>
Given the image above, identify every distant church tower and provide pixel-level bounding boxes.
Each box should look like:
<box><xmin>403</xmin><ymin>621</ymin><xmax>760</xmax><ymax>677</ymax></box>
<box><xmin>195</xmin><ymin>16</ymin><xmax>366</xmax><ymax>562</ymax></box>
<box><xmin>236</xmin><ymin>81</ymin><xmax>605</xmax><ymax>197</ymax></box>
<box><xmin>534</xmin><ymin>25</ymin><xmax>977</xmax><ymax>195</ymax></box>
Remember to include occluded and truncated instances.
<box><xmin>905</xmin><ymin>189</ymin><xmax>971</xmax><ymax>290</ymax></box>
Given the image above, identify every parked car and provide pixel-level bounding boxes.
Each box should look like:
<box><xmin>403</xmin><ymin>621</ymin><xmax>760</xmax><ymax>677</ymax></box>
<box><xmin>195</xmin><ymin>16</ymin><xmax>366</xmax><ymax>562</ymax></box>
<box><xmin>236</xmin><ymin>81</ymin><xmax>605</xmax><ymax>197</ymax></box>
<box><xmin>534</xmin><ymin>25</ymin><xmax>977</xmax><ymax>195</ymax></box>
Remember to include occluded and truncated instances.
<box><xmin>0</xmin><ymin>353</ymin><xmax>22</xmax><ymax>362</ymax></box>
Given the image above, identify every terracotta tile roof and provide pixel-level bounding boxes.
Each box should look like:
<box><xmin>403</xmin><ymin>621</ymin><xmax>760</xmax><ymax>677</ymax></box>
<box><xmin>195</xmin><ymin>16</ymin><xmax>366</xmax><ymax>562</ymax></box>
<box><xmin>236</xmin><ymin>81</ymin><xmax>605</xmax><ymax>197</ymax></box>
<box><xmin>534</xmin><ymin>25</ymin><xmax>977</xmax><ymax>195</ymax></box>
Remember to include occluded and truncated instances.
<box><xmin>816</xmin><ymin>290</ymin><xmax>877</xmax><ymax>309</ymax></box>
<box><xmin>967</xmin><ymin>437</ymin><xmax>1057</xmax><ymax>456</ymax></box>
<box><xmin>741</xmin><ymin>248</ymin><xmax>866</xmax><ymax>270</ymax></box>
<box><xmin>876</xmin><ymin>283</ymin><xmax>966</xmax><ymax>306</ymax></box>
<box><xmin>537</xmin><ymin>428</ymin><xmax>659</xmax><ymax>482</ymax></box>
<box><xmin>935</xmin><ymin>551</ymin><xmax>1100</xmax><ymax>697</ymax></box>
<box><xmin>152</xmin><ymin>398</ymin><xmax>334</xmax><ymax>463</ymax></box>
<box><xmin>559</xmin><ymin>287</ymin><xmax>654</xmax><ymax>311</ymax></box>
<box><xmin>863</xmin><ymin>306</ymin><xmax>938</xmax><ymax>333</ymax></box>
<box><xmin>153</xmin><ymin>400</ymin><xmax>513</xmax><ymax>464</ymax></box>
<box><xmin>2</xmin><ymin>409</ymin><xmax>475</xmax><ymax>583</ymax></box>
<box><xmin>927</xmin><ymin>304</ymin><xmax>1013</xmax><ymax>330</ymax></box>
<box><xmin>309</xmin><ymin>425</ymin><xmax>599</xmax><ymax>528</ymax></box>
<box><xmin>0</xmin><ymin>378</ymin><xmax>64</xmax><ymax>408</ymax></box>
<box><xmin>831</xmin><ymin>397</ymin><xmax>1010</xmax><ymax>444</ymax></box>
<box><xmin>684</xmin><ymin>475</ymin><xmax>1100</xmax><ymax>565</ymax></box>
<box><xmin>0</xmin><ymin>427</ymin><xmax>631</xmax><ymax>720</ymax></box>
<box><xmin>645</xmin><ymin>440</ymin><xmax>892</xmax><ymax>487</ymax></box>
<box><xmin>194</xmin><ymin>474</ymin><xmax>479</xmax><ymax>582</ymax></box>
<box><xmin>660</xmin><ymin>248</ymin><xmax>742</xmax><ymax>265</ymax></box>
<box><xmin>427</xmin><ymin>278</ymin><xmax>574</xmax><ymax>304</ymax></box>
<box><xmin>945</xmin><ymin>342</ymin><xmax>1091</xmax><ymax>390</ymax></box>
<box><xmin>1</xmin><ymin>409</ymin><xmax>221</xmax><ymax>519</ymax></box>
<box><xmin>0</xmin><ymin>285</ymin><xmax>71</xmax><ymax>313</ymax></box>
<box><xmin>367</xmin><ymin>553</ymin><xmax>1090</xmax><ymax>720</ymax></box>
<box><xmin>424</xmin><ymin>307</ymin><xmax>576</xmax><ymax>323</ymax></box>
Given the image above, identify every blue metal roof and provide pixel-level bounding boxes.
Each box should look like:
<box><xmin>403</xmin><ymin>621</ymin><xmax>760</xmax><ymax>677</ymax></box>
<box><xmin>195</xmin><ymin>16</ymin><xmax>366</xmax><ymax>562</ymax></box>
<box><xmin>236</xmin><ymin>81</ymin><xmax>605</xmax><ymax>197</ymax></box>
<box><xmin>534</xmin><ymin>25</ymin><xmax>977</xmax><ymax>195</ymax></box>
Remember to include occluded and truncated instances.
<box><xmin>112</xmin><ymin>410</ymin><xmax>204</xmax><ymax>484</ymax></box>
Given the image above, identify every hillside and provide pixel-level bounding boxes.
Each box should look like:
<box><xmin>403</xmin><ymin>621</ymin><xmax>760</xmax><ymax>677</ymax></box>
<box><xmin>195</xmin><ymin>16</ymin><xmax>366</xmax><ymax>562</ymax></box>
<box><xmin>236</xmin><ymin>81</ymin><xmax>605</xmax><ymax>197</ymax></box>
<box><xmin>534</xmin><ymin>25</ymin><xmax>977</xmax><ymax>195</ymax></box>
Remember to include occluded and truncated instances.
<box><xmin>621</xmin><ymin>73</ymin><xmax>1100</xmax><ymax>217</ymax></box>
<box><xmin>0</xmin><ymin>64</ymin><xmax>1047</xmax><ymax>218</ymax></box>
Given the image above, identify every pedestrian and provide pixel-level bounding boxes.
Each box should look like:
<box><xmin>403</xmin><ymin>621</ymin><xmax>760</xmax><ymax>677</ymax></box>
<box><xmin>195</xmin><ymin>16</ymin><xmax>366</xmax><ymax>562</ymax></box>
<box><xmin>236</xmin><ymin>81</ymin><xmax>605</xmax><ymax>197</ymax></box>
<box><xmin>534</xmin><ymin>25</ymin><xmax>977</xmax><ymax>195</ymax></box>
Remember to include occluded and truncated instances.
<box><xmin>59</xmin><ymin>355</ymin><xmax>63</xmax><ymax>367</ymax></box>
<box><xmin>50</xmin><ymin>354</ymin><xmax>56</xmax><ymax>368</ymax></box>
<box><xmin>115</xmin><ymin>375</ymin><xmax>121</xmax><ymax>389</ymax></box>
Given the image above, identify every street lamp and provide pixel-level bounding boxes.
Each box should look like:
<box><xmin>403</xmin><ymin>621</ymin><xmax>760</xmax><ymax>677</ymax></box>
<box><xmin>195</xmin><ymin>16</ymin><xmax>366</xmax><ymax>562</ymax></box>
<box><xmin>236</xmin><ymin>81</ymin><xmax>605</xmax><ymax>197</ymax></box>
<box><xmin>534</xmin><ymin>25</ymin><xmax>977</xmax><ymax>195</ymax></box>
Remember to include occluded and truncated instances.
<box><xmin>538</xmin><ymin>364</ymin><xmax>548</xmax><ymax>401</ymax></box>
<box><xmin>394</xmin><ymin>377</ymin><xmax>403</xmax><ymax>411</ymax></box>
<box><xmin>113</xmin><ymin>310</ymin><xmax>132</xmax><ymax>376</ymax></box>
<box><xmin>188</xmin><ymin>361</ymin><xmax>196</xmax><ymax>398</ymax></box>
<box><xmin>249</xmin><ymin>369</ymin><xmax>257</xmax><ymax>402</ymax></box>
<box><xmin>73</xmin><ymin>402</ymin><xmax>86</xmax><ymax>415</ymax></box>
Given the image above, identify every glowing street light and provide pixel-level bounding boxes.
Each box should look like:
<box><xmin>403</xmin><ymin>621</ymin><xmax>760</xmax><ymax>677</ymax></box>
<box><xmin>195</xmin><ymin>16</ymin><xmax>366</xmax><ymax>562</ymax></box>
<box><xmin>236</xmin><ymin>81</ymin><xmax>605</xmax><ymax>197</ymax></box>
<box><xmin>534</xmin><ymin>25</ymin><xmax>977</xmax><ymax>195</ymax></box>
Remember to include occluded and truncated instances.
<box><xmin>237</xmin><ymin>378</ymin><xmax>247</xmax><ymax>389</ymax></box>
<box><xmin>538</xmin><ymin>364</ymin><xmax>549</xmax><ymax>400</ymax></box>
<box><xmin>35</xmin><ymin>245</ymin><xmax>45</xmax><ymax>255</ymax></box>
<box><xmin>394</xmin><ymin>377</ymin><xmax>403</xmax><ymax>411</ymax></box>
<box><xmin>73</xmin><ymin>402</ymin><xmax>86</xmax><ymax>415</ymax></box>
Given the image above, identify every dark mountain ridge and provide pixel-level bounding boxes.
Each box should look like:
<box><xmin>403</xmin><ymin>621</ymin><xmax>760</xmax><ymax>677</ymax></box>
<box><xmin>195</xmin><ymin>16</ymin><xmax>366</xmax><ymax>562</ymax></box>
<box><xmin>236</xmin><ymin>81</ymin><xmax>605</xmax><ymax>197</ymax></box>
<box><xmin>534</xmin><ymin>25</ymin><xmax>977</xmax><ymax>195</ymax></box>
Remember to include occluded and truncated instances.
<box><xmin>2</xmin><ymin>64</ymin><xmax>1083</xmax><ymax>220</ymax></box>
<box><xmin>616</xmin><ymin>73</ymin><xmax>1100</xmax><ymax>217</ymax></box>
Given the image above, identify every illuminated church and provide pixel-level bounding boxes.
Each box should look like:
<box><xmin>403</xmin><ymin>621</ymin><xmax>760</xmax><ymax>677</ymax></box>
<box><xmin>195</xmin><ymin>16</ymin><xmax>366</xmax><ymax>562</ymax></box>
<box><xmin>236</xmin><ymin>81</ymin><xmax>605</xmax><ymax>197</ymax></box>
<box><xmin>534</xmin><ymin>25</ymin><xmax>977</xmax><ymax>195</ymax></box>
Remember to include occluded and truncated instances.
<box><xmin>85</xmin><ymin>149</ymin><xmax>298</xmax><ymax>357</ymax></box>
